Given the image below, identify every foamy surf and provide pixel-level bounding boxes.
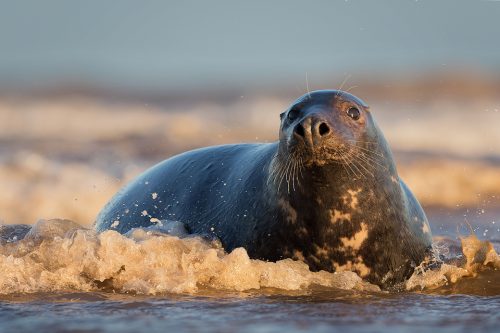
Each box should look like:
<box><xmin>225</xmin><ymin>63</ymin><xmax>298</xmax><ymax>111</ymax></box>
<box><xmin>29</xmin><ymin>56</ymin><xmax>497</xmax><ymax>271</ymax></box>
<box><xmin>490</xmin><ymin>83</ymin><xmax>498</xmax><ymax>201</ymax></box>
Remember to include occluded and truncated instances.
<box><xmin>0</xmin><ymin>219</ymin><xmax>498</xmax><ymax>295</ymax></box>
<box><xmin>406</xmin><ymin>234</ymin><xmax>500</xmax><ymax>291</ymax></box>
<box><xmin>0</xmin><ymin>219</ymin><xmax>379</xmax><ymax>294</ymax></box>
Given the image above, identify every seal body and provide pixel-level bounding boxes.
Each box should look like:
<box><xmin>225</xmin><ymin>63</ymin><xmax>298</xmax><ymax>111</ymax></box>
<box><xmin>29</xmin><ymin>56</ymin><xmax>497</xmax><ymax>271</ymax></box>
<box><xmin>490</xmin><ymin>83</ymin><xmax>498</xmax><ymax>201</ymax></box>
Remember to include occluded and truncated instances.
<box><xmin>95</xmin><ymin>90</ymin><xmax>433</xmax><ymax>288</ymax></box>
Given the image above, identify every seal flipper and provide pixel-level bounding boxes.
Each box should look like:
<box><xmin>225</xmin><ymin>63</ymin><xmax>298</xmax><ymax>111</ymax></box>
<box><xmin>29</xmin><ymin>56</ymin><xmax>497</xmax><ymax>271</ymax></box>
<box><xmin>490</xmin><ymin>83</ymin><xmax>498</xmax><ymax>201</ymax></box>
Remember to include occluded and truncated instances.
<box><xmin>0</xmin><ymin>224</ymin><xmax>32</xmax><ymax>243</ymax></box>
<box><xmin>185</xmin><ymin>232</ymin><xmax>223</xmax><ymax>249</ymax></box>
<box><xmin>413</xmin><ymin>247</ymin><xmax>443</xmax><ymax>275</ymax></box>
<box><xmin>125</xmin><ymin>220</ymin><xmax>189</xmax><ymax>240</ymax></box>
<box><xmin>124</xmin><ymin>219</ymin><xmax>223</xmax><ymax>250</ymax></box>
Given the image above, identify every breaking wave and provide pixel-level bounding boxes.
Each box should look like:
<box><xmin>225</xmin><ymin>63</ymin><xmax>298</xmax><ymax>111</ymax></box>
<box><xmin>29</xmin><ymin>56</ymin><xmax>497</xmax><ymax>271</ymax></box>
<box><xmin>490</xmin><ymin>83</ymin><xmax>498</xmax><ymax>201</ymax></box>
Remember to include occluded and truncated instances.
<box><xmin>0</xmin><ymin>219</ymin><xmax>498</xmax><ymax>295</ymax></box>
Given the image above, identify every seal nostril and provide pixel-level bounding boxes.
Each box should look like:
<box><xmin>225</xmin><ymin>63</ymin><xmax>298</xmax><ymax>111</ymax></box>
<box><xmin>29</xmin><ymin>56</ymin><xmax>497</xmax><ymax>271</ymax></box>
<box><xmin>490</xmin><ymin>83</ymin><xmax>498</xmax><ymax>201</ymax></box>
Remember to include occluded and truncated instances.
<box><xmin>294</xmin><ymin>124</ymin><xmax>305</xmax><ymax>137</ymax></box>
<box><xmin>319</xmin><ymin>123</ymin><xmax>330</xmax><ymax>136</ymax></box>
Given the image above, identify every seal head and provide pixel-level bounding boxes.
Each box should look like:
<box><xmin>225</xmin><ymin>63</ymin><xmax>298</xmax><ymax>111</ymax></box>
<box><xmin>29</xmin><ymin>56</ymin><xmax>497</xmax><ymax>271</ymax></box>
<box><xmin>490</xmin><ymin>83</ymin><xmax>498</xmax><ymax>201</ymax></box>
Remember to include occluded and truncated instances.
<box><xmin>269</xmin><ymin>90</ymin><xmax>432</xmax><ymax>287</ymax></box>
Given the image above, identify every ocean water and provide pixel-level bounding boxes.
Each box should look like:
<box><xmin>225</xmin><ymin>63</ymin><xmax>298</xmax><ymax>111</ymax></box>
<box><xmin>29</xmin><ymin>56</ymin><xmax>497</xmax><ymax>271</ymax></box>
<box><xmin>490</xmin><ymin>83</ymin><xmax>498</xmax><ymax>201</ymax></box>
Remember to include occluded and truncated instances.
<box><xmin>0</xmin><ymin>219</ymin><xmax>499</xmax><ymax>333</ymax></box>
<box><xmin>1</xmin><ymin>290</ymin><xmax>499</xmax><ymax>333</ymax></box>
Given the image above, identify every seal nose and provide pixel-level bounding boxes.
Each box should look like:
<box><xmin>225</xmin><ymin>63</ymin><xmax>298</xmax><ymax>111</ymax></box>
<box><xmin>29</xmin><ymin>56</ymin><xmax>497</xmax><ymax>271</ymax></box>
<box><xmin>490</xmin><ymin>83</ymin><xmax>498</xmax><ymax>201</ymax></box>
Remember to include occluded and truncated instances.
<box><xmin>317</xmin><ymin>122</ymin><xmax>331</xmax><ymax>137</ymax></box>
<box><xmin>293</xmin><ymin>116</ymin><xmax>332</xmax><ymax>146</ymax></box>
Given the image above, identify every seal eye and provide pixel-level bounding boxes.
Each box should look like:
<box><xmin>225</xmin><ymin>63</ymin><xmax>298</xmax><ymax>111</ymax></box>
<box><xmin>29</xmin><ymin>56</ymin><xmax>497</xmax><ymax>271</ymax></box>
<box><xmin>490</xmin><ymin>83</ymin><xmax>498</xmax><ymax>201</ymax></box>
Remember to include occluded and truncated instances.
<box><xmin>287</xmin><ymin>108</ymin><xmax>300</xmax><ymax>122</ymax></box>
<box><xmin>347</xmin><ymin>107</ymin><xmax>361</xmax><ymax>120</ymax></box>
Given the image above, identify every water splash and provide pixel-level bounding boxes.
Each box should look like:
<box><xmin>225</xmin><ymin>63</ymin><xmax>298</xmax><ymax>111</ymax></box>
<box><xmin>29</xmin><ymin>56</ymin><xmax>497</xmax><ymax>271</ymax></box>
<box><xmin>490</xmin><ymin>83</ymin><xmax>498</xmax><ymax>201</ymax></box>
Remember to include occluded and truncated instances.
<box><xmin>0</xmin><ymin>219</ymin><xmax>498</xmax><ymax>295</ymax></box>
<box><xmin>406</xmin><ymin>235</ymin><xmax>499</xmax><ymax>291</ymax></box>
<box><xmin>0</xmin><ymin>219</ymin><xmax>378</xmax><ymax>295</ymax></box>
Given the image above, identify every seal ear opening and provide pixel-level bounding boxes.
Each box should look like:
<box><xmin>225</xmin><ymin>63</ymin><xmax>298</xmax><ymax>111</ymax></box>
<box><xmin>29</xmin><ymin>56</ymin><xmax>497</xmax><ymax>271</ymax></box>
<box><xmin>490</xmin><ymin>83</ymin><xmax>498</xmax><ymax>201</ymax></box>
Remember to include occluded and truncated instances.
<box><xmin>279</xmin><ymin>112</ymin><xmax>285</xmax><ymax>120</ymax></box>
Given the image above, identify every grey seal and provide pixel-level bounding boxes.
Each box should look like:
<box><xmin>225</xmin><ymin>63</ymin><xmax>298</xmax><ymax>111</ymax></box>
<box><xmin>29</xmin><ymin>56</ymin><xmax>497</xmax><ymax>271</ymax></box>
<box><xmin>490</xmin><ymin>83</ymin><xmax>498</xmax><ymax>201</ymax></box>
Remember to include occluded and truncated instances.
<box><xmin>95</xmin><ymin>90</ymin><xmax>434</xmax><ymax>288</ymax></box>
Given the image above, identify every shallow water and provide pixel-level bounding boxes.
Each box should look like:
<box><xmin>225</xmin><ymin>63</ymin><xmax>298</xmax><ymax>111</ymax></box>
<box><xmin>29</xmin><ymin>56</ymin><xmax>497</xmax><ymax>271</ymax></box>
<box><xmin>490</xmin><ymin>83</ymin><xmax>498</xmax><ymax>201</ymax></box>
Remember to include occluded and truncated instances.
<box><xmin>0</xmin><ymin>219</ymin><xmax>499</xmax><ymax>333</ymax></box>
<box><xmin>1</xmin><ymin>290</ymin><xmax>499</xmax><ymax>333</ymax></box>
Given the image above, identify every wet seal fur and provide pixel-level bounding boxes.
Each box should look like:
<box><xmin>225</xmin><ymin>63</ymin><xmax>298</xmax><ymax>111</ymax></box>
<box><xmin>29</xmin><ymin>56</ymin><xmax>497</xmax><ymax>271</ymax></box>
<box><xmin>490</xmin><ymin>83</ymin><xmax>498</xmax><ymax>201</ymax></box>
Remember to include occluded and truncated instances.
<box><xmin>95</xmin><ymin>90</ymin><xmax>434</xmax><ymax>289</ymax></box>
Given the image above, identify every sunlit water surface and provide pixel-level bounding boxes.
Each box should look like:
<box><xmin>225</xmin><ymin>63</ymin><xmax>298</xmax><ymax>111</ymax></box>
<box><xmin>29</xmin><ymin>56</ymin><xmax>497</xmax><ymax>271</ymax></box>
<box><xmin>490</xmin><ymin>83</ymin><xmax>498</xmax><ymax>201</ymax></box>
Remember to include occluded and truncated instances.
<box><xmin>1</xmin><ymin>290</ymin><xmax>499</xmax><ymax>333</ymax></box>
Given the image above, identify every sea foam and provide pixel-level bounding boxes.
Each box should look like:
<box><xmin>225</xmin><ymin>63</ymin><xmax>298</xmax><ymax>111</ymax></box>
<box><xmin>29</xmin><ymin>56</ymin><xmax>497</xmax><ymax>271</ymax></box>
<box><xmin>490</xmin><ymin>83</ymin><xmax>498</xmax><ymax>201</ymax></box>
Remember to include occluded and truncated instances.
<box><xmin>0</xmin><ymin>219</ymin><xmax>498</xmax><ymax>295</ymax></box>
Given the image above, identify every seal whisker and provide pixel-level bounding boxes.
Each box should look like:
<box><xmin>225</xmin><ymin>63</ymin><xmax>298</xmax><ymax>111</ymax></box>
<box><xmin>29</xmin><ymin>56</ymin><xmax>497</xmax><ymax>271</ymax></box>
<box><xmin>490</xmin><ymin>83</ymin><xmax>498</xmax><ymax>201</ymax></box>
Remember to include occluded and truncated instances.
<box><xmin>272</xmin><ymin>155</ymin><xmax>288</xmax><ymax>192</ymax></box>
<box><xmin>288</xmin><ymin>156</ymin><xmax>295</xmax><ymax>193</ymax></box>
<box><xmin>298</xmin><ymin>157</ymin><xmax>303</xmax><ymax>186</ymax></box>
<box><xmin>357</xmin><ymin>153</ymin><xmax>386</xmax><ymax>166</ymax></box>
<box><xmin>357</xmin><ymin>150</ymin><xmax>389</xmax><ymax>170</ymax></box>
<box><xmin>357</xmin><ymin>154</ymin><xmax>387</xmax><ymax>167</ymax></box>
<box><xmin>337</xmin><ymin>150</ymin><xmax>353</xmax><ymax>178</ymax></box>
<box><xmin>268</xmin><ymin>155</ymin><xmax>281</xmax><ymax>188</ymax></box>
<box><xmin>352</xmin><ymin>156</ymin><xmax>375</xmax><ymax>178</ymax></box>
<box><xmin>291</xmin><ymin>158</ymin><xmax>298</xmax><ymax>191</ymax></box>
<box><xmin>347</xmin><ymin>139</ymin><xmax>380</xmax><ymax>144</ymax></box>
<box><xmin>347</xmin><ymin>141</ymin><xmax>383</xmax><ymax>150</ymax></box>
<box><xmin>296</xmin><ymin>156</ymin><xmax>304</xmax><ymax>183</ymax></box>
<box><xmin>286</xmin><ymin>161</ymin><xmax>292</xmax><ymax>193</ymax></box>
<box><xmin>293</xmin><ymin>157</ymin><xmax>300</xmax><ymax>191</ymax></box>
<box><xmin>346</xmin><ymin>143</ymin><xmax>385</xmax><ymax>161</ymax></box>
<box><xmin>279</xmin><ymin>155</ymin><xmax>291</xmax><ymax>186</ymax></box>
<box><xmin>276</xmin><ymin>165</ymin><xmax>284</xmax><ymax>192</ymax></box>
<box><xmin>360</xmin><ymin>155</ymin><xmax>388</xmax><ymax>172</ymax></box>
<box><xmin>277</xmin><ymin>158</ymin><xmax>288</xmax><ymax>192</ymax></box>
<box><xmin>351</xmin><ymin>143</ymin><xmax>383</xmax><ymax>152</ymax></box>
<box><xmin>354</xmin><ymin>154</ymin><xmax>377</xmax><ymax>173</ymax></box>
<box><xmin>353</xmin><ymin>145</ymin><xmax>385</xmax><ymax>158</ymax></box>
<box><xmin>349</xmin><ymin>141</ymin><xmax>382</xmax><ymax>151</ymax></box>
<box><xmin>284</xmin><ymin>156</ymin><xmax>294</xmax><ymax>193</ymax></box>
<box><xmin>343</xmin><ymin>149</ymin><xmax>371</xmax><ymax>179</ymax></box>
<box><xmin>345</xmin><ymin>85</ymin><xmax>358</xmax><ymax>93</ymax></box>
<box><xmin>350</xmin><ymin>158</ymin><xmax>368</xmax><ymax>179</ymax></box>
<box><xmin>336</xmin><ymin>74</ymin><xmax>351</xmax><ymax>96</ymax></box>
<box><xmin>341</xmin><ymin>154</ymin><xmax>359</xmax><ymax>179</ymax></box>
<box><xmin>339</xmin><ymin>155</ymin><xmax>354</xmax><ymax>179</ymax></box>
<box><xmin>282</xmin><ymin>158</ymin><xmax>288</xmax><ymax>192</ymax></box>
<box><xmin>349</xmin><ymin>160</ymin><xmax>362</xmax><ymax>180</ymax></box>
<box><xmin>290</xmin><ymin>155</ymin><xmax>299</xmax><ymax>192</ymax></box>
<box><xmin>355</xmin><ymin>149</ymin><xmax>384</xmax><ymax>164</ymax></box>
